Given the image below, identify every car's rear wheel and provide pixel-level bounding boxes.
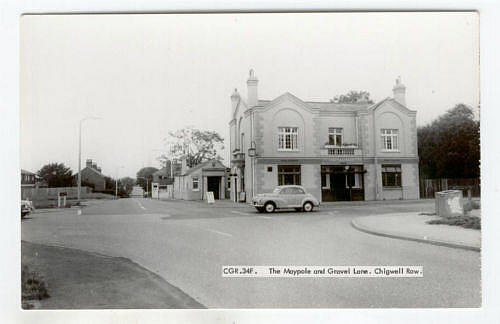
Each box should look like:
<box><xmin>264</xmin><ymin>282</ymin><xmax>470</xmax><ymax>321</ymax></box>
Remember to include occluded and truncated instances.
<box><xmin>264</xmin><ymin>202</ymin><xmax>275</xmax><ymax>213</ymax></box>
<box><xmin>303</xmin><ymin>202</ymin><xmax>314</xmax><ymax>212</ymax></box>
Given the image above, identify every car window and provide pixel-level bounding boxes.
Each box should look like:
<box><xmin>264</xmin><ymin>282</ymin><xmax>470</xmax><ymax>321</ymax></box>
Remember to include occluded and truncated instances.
<box><xmin>294</xmin><ymin>187</ymin><xmax>305</xmax><ymax>194</ymax></box>
<box><xmin>280</xmin><ymin>188</ymin><xmax>291</xmax><ymax>194</ymax></box>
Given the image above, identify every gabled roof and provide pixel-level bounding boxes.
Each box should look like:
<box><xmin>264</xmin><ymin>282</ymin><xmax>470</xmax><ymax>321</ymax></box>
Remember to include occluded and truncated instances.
<box><xmin>183</xmin><ymin>159</ymin><xmax>226</xmax><ymax>176</ymax></box>
<box><xmin>367</xmin><ymin>97</ymin><xmax>416</xmax><ymax>114</ymax></box>
<box><xmin>255</xmin><ymin>92</ymin><xmax>316</xmax><ymax>113</ymax></box>
<box><xmin>82</xmin><ymin>166</ymin><xmax>105</xmax><ymax>178</ymax></box>
<box><xmin>256</xmin><ymin>92</ymin><xmax>371</xmax><ymax>113</ymax></box>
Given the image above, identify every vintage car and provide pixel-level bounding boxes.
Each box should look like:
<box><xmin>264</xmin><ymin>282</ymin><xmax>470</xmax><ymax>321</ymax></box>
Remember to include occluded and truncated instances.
<box><xmin>252</xmin><ymin>185</ymin><xmax>320</xmax><ymax>213</ymax></box>
<box><xmin>21</xmin><ymin>200</ymin><xmax>34</xmax><ymax>219</ymax></box>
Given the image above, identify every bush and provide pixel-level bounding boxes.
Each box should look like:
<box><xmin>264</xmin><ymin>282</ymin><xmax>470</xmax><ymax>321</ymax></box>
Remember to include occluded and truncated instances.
<box><xmin>463</xmin><ymin>200</ymin><xmax>480</xmax><ymax>212</ymax></box>
<box><xmin>427</xmin><ymin>216</ymin><xmax>481</xmax><ymax>230</ymax></box>
<box><xmin>22</xmin><ymin>265</ymin><xmax>50</xmax><ymax>308</ymax></box>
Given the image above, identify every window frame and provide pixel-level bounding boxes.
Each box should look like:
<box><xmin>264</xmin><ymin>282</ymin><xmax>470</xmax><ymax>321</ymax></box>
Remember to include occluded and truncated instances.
<box><xmin>381</xmin><ymin>164</ymin><xmax>402</xmax><ymax>188</ymax></box>
<box><xmin>380</xmin><ymin>129</ymin><xmax>400</xmax><ymax>152</ymax></box>
<box><xmin>192</xmin><ymin>176</ymin><xmax>200</xmax><ymax>191</ymax></box>
<box><xmin>277</xmin><ymin>165</ymin><xmax>301</xmax><ymax>186</ymax></box>
<box><xmin>328</xmin><ymin>127</ymin><xmax>343</xmax><ymax>146</ymax></box>
<box><xmin>277</xmin><ymin>127</ymin><xmax>299</xmax><ymax>151</ymax></box>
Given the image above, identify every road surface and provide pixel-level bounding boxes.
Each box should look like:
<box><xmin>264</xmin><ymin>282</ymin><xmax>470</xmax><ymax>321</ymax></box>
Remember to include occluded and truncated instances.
<box><xmin>21</xmin><ymin>198</ymin><xmax>481</xmax><ymax>308</ymax></box>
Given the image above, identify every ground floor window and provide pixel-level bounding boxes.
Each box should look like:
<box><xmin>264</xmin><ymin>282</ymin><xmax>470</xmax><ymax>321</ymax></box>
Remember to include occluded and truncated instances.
<box><xmin>192</xmin><ymin>176</ymin><xmax>199</xmax><ymax>191</ymax></box>
<box><xmin>278</xmin><ymin>165</ymin><xmax>301</xmax><ymax>185</ymax></box>
<box><xmin>382</xmin><ymin>165</ymin><xmax>402</xmax><ymax>187</ymax></box>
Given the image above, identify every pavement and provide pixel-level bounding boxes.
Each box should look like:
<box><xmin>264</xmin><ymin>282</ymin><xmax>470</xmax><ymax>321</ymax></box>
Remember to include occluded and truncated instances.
<box><xmin>21</xmin><ymin>198</ymin><xmax>481</xmax><ymax>308</ymax></box>
<box><xmin>351</xmin><ymin>212</ymin><xmax>481</xmax><ymax>252</ymax></box>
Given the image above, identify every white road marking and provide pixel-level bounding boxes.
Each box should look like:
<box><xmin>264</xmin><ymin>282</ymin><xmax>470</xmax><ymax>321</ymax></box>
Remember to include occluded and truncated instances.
<box><xmin>257</xmin><ymin>215</ymin><xmax>272</xmax><ymax>219</ymax></box>
<box><xmin>231</xmin><ymin>210</ymin><xmax>252</xmax><ymax>216</ymax></box>
<box><xmin>136</xmin><ymin>200</ymin><xmax>146</xmax><ymax>210</ymax></box>
<box><xmin>207</xmin><ymin>229</ymin><xmax>233</xmax><ymax>237</ymax></box>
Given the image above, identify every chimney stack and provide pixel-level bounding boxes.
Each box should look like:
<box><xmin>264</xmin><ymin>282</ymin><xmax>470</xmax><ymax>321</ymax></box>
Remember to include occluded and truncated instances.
<box><xmin>392</xmin><ymin>76</ymin><xmax>406</xmax><ymax>106</ymax></box>
<box><xmin>246</xmin><ymin>69</ymin><xmax>258</xmax><ymax>108</ymax></box>
<box><xmin>92</xmin><ymin>162</ymin><xmax>97</xmax><ymax>170</ymax></box>
<box><xmin>86</xmin><ymin>159</ymin><xmax>92</xmax><ymax>168</ymax></box>
<box><xmin>230</xmin><ymin>88</ymin><xmax>240</xmax><ymax>114</ymax></box>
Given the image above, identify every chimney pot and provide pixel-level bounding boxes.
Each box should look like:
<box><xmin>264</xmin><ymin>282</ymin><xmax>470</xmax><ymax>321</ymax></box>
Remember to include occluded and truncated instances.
<box><xmin>392</xmin><ymin>76</ymin><xmax>406</xmax><ymax>106</ymax></box>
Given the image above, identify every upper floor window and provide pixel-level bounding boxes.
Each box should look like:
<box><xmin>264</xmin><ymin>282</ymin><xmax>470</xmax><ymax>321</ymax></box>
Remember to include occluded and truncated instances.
<box><xmin>278</xmin><ymin>127</ymin><xmax>298</xmax><ymax>151</ymax></box>
<box><xmin>381</xmin><ymin>129</ymin><xmax>399</xmax><ymax>151</ymax></box>
<box><xmin>328</xmin><ymin>128</ymin><xmax>343</xmax><ymax>146</ymax></box>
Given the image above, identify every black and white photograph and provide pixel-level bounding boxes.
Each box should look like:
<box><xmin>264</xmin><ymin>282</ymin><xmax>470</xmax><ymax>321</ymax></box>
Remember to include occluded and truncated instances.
<box><xmin>3</xmin><ymin>4</ymin><xmax>497</xmax><ymax>321</ymax></box>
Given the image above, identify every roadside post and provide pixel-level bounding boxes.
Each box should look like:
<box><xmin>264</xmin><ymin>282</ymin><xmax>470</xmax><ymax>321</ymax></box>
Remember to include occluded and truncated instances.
<box><xmin>58</xmin><ymin>192</ymin><xmax>67</xmax><ymax>208</ymax></box>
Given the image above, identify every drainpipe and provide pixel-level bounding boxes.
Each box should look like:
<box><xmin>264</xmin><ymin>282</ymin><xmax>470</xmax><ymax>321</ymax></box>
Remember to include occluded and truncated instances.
<box><xmin>251</xmin><ymin>108</ymin><xmax>255</xmax><ymax>201</ymax></box>
<box><xmin>372</xmin><ymin>111</ymin><xmax>379</xmax><ymax>200</ymax></box>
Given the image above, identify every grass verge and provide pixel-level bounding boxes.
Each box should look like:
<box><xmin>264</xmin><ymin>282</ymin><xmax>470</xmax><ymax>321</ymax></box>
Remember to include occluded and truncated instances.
<box><xmin>427</xmin><ymin>215</ymin><xmax>481</xmax><ymax>230</ymax></box>
<box><xmin>21</xmin><ymin>241</ymin><xmax>204</xmax><ymax>309</ymax></box>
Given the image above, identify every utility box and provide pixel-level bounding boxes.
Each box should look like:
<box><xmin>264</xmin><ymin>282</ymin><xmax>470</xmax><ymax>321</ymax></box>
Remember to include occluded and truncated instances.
<box><xmin>435</xmin><ymin>190</ymin><xmax>464</xmax><ymax>217</ymax></box>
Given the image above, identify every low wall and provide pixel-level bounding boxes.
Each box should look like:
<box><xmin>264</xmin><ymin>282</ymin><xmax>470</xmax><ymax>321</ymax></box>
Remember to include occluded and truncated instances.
<box><xmin>21</xmin><ymin>187</ymin><xmax>93</xmax><ymax>200</ymax></box>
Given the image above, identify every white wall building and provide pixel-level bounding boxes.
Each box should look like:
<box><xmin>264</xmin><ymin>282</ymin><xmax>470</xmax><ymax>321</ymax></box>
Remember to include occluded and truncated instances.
<box><xmin>229</xmin><ymin>70</ymin><xmax>419</xmax><ymax>203</ymax></box>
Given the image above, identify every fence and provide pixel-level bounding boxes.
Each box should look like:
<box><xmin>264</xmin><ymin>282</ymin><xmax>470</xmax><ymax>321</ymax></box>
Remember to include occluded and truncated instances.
<box><xmin>419</xmin><ymin>178</ymin><xmax>480</xmax><ymax>199</ymax></box>
<box><xmin>21</xmin><ymin>186</ymin><xmax>93</xmax><ymax>200</ymax></box>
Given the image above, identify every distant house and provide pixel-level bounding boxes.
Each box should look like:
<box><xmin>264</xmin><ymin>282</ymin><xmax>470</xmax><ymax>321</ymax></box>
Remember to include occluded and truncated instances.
<box><xmin>79</xmin><ymin>159</ymin><xmax>106</xmax><ymax>192</ymax></box>
<box><xmin>21</xmin><ymin>169</ymin><xmax>47</xmax><ymax>188</ymax></box>
<box><xmin>173</xmin><ymin>159</ymin><xmax>228</xmax><ymax>200</ymax></box>
<box><xmin>21</xmin><ymin>169</ymin><xmax>37</xmax><ymax>188</ymax></box>
<box><xmin>152</xmin><ymin>166</ymin><xmax>173</xmax><ymax>185</ymax></box>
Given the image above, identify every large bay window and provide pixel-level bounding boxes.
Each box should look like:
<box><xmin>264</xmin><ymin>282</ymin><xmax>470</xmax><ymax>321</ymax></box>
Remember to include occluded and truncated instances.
<box><xmin>381</xmin><ymin>129</ymin><xmax>399</xmax><ymax>151</ymax></box>
<box><xmin>328</xmin><ymin>127</ymin><xmax>343</xmax><ymax>146</ymax></box>
<box><xmin>278</xmin><ymin>127</ymin><xmax>299</xmax><ymax>151</ymax></box>
<box><xmin>382</xmin><ymin>165</ymin><xmax>402</xmax><ymax>187</ymax></box>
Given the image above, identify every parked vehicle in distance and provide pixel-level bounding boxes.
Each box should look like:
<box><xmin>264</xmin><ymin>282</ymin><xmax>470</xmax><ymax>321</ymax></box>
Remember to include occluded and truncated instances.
<box><xmin>21</xmin><ymin>200</ymin><xmax>34</xmax><ymax>218</ymax></box>
<box><xmin>252</xmin><ymin>185</ymin><xmax>320</xmax><ymax>213</ymax></box>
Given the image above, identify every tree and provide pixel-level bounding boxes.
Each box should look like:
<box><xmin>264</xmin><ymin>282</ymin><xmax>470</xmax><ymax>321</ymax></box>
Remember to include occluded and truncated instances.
<box><xmin>159</xmin><ymin>127</ymin><xmax>224</xmax><ymax>168</ymax></box>
<box><xmin>119</xmin><ymin>177</ymin><xmax>135</xmax><ymax>195</ymax></box>
<box><xmin>418</xmin><ymin>104</ymin><xmax>480</xmax><ymax>179</ymax></box>
<box><xmin>136</xmin><ymin>167</ymin><xmax>159</xmax><ymax>192</ymax></box>
<box><xmin>37</xmin><ymin>163</ymin><xmax>74</xmax><ymax>187</ymax></box>
<box><xmin>104</xmin><ymin>176</ymin><xmax>115</xmax><ymax>191</ymax></box>
<box><xmin>331</xmin><ymin>90</ymin><xmax>374</xmax><ymax>104</ymax></box>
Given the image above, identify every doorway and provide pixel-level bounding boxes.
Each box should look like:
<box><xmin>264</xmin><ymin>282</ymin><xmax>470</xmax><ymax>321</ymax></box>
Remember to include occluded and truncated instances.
<box><xmin>207</xmin><ymin>176</ymin><xmax>221</xmax><ymax>200</ymax></box>
<box><xmin>321</xmin><ymin>165</ymin><xmax>365</xmax><ymax>202</ymax></box>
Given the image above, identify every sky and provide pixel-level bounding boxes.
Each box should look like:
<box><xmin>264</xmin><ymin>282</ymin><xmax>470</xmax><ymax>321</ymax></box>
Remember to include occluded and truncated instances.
<box><xmin>20</xmin><ymin>12</ymin><xmax>479</xmax><ymax>178</ymax></box>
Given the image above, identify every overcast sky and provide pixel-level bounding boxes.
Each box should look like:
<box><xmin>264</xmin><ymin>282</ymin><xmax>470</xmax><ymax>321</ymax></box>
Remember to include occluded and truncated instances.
<box><xmin>20</xmin><ymin>12</ymin><xmax>479</xmax><ymax>178</ymax></box>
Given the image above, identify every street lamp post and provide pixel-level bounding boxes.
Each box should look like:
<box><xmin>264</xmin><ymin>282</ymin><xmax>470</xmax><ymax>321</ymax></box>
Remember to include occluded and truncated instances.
<box><xmin>77</xmin><ymin>116</ymin><xmax>100</xmax><ymax>205</ymax></box>
<box><xmin>115</xmin><ymin>166</ymin><xmax>124</xmax><ymax>199</ymax></box>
